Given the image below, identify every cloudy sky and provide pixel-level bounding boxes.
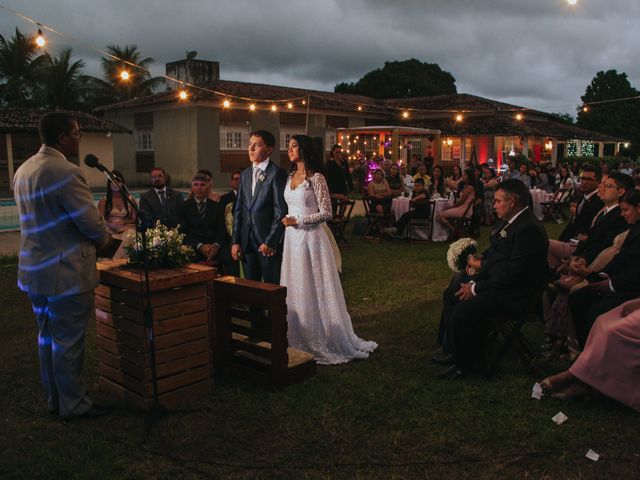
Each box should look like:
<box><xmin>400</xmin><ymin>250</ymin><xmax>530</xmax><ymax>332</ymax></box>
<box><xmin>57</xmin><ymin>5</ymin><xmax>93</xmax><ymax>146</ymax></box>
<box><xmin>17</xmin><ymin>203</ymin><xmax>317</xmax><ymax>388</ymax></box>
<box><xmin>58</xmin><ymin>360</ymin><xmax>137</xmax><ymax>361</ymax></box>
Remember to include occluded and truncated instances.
<box><xmin>2</xmin><ymin>0</ymin><xmax>639</xmax><ymax>115</ymax></box>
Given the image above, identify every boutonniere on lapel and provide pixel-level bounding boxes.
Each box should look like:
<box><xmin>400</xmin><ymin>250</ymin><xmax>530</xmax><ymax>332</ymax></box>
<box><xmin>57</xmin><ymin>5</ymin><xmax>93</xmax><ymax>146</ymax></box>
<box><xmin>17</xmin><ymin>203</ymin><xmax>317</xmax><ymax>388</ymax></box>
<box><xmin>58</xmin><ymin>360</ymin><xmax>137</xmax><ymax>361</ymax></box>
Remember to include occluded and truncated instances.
<box><xmin>499</xmin><ymin>226</ymin><xmax>508</xmax><ymax>238</ymax></box>
<box><xmin>258</xmin><ymin>172</ymin><xmax>266</xmax><ymax>183</ymax></box>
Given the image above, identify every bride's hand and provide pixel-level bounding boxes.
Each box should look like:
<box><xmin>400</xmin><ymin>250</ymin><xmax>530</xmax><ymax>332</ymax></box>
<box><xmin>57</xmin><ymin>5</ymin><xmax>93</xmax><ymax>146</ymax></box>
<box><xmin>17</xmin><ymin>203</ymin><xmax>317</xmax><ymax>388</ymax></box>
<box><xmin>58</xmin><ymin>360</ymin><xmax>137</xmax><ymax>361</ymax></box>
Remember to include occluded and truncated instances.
<box><xmin>282</xmin><ymin>216</ymin><xmax>298</xmax><ymax>227</ymax></box>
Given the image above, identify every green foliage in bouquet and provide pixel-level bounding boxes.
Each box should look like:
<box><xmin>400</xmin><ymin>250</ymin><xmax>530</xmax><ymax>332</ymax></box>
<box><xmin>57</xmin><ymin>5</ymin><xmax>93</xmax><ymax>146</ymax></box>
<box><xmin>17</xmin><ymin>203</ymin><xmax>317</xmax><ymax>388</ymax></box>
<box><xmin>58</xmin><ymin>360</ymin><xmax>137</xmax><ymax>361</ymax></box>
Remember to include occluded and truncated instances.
<box><xmin>124</xmin><ymin>221</ymin><xmax>194</xmax><ymax>268</ymax></box>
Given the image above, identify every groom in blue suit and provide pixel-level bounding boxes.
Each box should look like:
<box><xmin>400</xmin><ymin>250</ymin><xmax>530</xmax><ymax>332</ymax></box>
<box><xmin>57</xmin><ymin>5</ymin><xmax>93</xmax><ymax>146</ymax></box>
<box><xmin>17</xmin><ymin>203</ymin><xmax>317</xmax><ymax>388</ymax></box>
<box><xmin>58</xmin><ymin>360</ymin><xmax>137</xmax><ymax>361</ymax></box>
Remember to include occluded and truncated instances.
<box><xmin>231</xmin><ymin>130</ymin><xmax>288</xmax><ymax>284</ymax></box>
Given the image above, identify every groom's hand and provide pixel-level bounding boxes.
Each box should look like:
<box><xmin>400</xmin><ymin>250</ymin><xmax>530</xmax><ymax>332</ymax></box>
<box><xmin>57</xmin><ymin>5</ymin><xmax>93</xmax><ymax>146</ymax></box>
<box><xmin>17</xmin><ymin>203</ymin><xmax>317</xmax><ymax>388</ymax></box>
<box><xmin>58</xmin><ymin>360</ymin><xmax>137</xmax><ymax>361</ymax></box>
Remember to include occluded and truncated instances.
<box><xmin>231</xmin><ymin>244</ymin><xmax>242</xmax><ymax>261</ymax></box>
<box><xmin>258</xmin><ymin>243</ymin><xmax>275</xmax><ymax>257</ymax></box>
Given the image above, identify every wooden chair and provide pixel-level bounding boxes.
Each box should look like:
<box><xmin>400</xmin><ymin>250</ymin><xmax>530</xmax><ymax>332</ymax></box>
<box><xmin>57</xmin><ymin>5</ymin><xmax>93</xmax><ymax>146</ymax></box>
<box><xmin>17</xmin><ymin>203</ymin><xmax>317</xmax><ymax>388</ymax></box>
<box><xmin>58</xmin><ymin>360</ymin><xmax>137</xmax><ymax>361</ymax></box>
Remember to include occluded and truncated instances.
<box><xmin>213</xmin><ymin>276</ymin><xmax>316</xmax><ymax>389</ymax></box>
<box><xmin>481</xmin><ymin>290</ymin><xmax>545</xmax><ymax>379</ymax></box>
<box><xmin>328</xmin><ymin>198</ymin><xmax>355</xmax><ymax>247</ymax></box>
<box><xmin>540</xmin><ymin>188</ymin><xmax>571</xmax><ymax>223</ymax></box>
<box><xmin>362</xmin><ymin>194</ymin><xmax>392</xmax><ymax>242</ymax></box>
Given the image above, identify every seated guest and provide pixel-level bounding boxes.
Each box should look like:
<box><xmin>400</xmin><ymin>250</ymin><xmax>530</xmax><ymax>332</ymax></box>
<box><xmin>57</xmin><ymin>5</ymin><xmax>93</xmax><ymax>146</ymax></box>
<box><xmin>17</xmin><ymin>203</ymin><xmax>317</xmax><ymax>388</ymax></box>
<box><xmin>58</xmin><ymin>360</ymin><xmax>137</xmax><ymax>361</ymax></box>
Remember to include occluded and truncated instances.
<box><xmin>557</xmin><ymin>165</ymin><xmax>603</xmax><ymax>243</ymax></box>
<box><xmin>568</xmin><ymin>189</ymin><xmax>640</xmax><ymax>347</ymax></box>
<box><xmin>436</xmin><ymin>168</ymin><xmax>477</xmax><ymax>236</ymax></box>
<box><xmin>539</xmin><ymin>297</ymin><xmax>640</xmax><ymax>409</ymax></box>
<box><xmin>434</xmin><ymin>179</ymin><xmax>549</xmax><ymax>377</ymax></box>
<box><xmin>219</xmin><ymin>171</ymin><xmax>241</xmax><ymax>211</ymax></box>
<box><xmin>97</xmin><ymin>170</ymin><xmax>137</xmax><ymax>259</ymax></box>
<box><xmin>400</xmin><ymin>163</ymin><xmax>414</xmax><ymax>195</ymax></box>
<box><xmin>139</xmin><ymin>167</ymin><xmax>184</xmax><ymax>229</ymax></box>
<box><xmin>413</xmin><ymin>163</ymin><xmax>431</xmax><ymax>187</ymax></box>
<box><xmin>326</xmin><ymin>144</ymin><xmax>353</xmax><ymax>200</ymax></box>
<box><xmin>386</xmin><ymin>178</ymin><xmax>430</xmax><ymax>237</ymax></box>
<box><xmin>512</xmin><ymin>163</ymin><xmax>531</xmax><ymax>188</ymax></box>
<box><xmin>554</xmin><ymin>165</ymin><xmax>576</xmax><ymax>196</ymax></box>
<box><xmin>178</xmin><ymin>173</ymin><xmax>232</xmax><ymax>273</ymax></box>
<box><xmin>445</xmin><ymin>165</ymin><xmax>463</xmax><ymax>193</ymax></box>
<box><xmin>367</xmin><ymin>168</ymin><xmax>392</xmax><ymax>214</ymax></box>
<box><xmin>386</xmin><ymin>163</ymin><xmax>405</xmax><ymax>197</ymax></box>
<box><xmin>548</xmin><ymin>172</ymin><xmax>633</xmax><ymax>267</ymax></box>
<box><xmin>197</xmin><ymin>169</ymin><xmax>221</xmax><ymax>202</ymax></box>
<box><xmin>430</xmin><ymin>165</ymin><xmax>446</xmax><ymax>198</ymax></box>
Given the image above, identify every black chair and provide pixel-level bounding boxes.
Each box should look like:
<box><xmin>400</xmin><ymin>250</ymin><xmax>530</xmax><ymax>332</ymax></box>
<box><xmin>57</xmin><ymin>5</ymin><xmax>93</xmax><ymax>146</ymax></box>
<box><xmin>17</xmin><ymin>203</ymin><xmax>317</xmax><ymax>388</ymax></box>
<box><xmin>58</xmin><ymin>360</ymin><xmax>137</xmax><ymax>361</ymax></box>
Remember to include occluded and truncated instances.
<box><xmin>540</xmin><ymin>188</ymin><xmax>571</xmax><ymax>223</ymax></box>
<box><xmin>481</xmin><ymin>289</ymin><xmax>545</xmax><ymax>379</ymax></box>
<box><xmin>328</xmin><ymin>198</ymin><xmax>355</xmax><ymax>247</ymax></box>
<box><xmin>362</xmin><ymin>194</ymin><xmax>392</xmax><ymax>242</ymax></box>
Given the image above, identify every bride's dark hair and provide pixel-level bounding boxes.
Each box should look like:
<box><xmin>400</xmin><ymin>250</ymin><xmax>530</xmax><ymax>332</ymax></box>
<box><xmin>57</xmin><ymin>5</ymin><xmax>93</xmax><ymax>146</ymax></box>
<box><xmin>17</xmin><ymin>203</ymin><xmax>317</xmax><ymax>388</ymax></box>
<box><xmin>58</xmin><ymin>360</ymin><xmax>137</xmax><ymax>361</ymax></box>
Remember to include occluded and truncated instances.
<box><xmin>289</xmin><ymin>134</ymin><xmax>325</xmax><ymax>177</ymax></box>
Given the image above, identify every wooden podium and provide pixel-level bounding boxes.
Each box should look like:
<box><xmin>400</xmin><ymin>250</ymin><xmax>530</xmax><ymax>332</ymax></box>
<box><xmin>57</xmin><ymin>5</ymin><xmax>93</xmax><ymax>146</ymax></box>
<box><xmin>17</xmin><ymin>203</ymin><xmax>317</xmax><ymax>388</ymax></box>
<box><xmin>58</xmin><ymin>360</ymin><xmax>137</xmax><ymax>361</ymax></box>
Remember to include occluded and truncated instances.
<box><xmin>95</xmin><ymin>259</ymin><xmax>216</xmax><ymax>410</ymax></box>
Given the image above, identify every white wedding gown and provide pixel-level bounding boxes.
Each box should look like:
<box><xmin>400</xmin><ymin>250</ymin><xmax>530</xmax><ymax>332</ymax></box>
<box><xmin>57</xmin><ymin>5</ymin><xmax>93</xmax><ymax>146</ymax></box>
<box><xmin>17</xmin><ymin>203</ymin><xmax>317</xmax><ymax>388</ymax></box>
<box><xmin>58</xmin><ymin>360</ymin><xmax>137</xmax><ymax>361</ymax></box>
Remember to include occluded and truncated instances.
<box><xmin>281</xmin><ymin>173</ymin><xmax>377</xmax><ymax>365</ymax></box>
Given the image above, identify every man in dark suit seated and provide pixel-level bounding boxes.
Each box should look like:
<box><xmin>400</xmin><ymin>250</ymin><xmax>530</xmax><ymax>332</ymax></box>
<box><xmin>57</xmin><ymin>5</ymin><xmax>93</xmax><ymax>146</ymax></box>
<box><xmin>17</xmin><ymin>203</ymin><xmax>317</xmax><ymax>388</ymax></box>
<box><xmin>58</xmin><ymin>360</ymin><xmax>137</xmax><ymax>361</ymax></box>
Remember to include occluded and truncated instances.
<box><xmin>548</xmin><ymin>172</ymin><xmax>633</xmax><ymax>267</ymax></box>
<box><xmin>569</xmin><ymin>190</ymin><xmax>640</xmax><ymax>347</ymax></box>
<box><xmin>435</xmin><ymin>179</ymin><xmax>549</xmax><ymax>379</ymax></box>
<box><xmin>557</xmin><ymin>165</ymin><xmax>603</xmax><ymax>242</ymax></box>
<box><xmin>139</xmin><ymin>167</ymin><xmax>184</xmax><ymax>229</ymax></box>
<box><xmin>178</xmin><ymin>173</ymin><xmax>232</xmax><ymax>273</ymax></box>
<box><xmin>219</xmin><ymin>171</ymin><xmax>241</xmax><ymax>211</ymax></box>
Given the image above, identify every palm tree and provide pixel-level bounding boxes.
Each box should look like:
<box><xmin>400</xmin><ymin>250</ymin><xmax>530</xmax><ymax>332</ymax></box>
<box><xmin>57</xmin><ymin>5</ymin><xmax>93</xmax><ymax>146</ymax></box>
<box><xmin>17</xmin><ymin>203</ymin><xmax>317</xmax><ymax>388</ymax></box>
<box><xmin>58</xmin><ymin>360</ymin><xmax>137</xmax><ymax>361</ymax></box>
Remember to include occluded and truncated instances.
<box><xmin>34</xmin><ymin>48</ymin><xmax>87</xmax><ymax>109</ymax></box>
<box><xmin>0</xmin><ymin>27</ymin><xmax>47</xmax><ymax>106</ymax></box>
<box><xmin>97</xmin><ymin>44</ymin><xmax>165</xmax><ymax>102</ymax></box>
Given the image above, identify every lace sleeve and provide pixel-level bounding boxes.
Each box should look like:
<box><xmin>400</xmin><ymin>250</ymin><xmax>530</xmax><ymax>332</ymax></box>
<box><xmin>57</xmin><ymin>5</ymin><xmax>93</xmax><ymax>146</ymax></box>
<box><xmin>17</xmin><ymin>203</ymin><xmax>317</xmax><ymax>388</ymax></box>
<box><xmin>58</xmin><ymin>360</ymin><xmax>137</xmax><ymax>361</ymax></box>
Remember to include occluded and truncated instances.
<box><xmin>300</xmin><ymin>173</ymin><xmax>333</xmax><ymax>226</ymax></box>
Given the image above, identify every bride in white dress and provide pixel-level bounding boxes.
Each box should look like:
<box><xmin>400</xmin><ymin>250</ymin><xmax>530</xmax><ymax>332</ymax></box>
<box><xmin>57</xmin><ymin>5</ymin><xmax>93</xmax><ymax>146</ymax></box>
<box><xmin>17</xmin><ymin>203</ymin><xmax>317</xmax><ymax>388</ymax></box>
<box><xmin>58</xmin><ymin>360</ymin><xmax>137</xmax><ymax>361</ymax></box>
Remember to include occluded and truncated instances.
<box><xmin>281</xmin><ymin>135</ymin><xmax>377</xmax><ymax>365</ymax></box>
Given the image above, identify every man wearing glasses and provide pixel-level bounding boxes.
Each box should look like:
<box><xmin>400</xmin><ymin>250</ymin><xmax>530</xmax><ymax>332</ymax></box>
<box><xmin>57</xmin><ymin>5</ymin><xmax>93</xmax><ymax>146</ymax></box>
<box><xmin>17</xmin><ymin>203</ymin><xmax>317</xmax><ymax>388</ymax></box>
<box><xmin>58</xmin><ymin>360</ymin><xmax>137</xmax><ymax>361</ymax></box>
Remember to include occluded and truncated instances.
<box><xmin>548</xmin><ymin>171</ymin><xmax>633</xmax><ymax>267</ymax></box>
<box><xmin>557</xmin><ymin>164</ymin><xmax>603</xmax><ymax>243</ymax></box>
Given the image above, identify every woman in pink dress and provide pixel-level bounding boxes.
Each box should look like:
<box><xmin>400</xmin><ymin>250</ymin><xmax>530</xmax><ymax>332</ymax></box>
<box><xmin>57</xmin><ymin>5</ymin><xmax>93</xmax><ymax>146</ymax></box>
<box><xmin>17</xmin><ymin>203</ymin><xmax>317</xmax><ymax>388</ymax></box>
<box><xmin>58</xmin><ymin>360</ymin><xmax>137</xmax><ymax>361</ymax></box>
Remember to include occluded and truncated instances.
<box><xmin>539</xmin><ymin>298</ymin><xmax>640</xmax><ymax>411</ymax></box>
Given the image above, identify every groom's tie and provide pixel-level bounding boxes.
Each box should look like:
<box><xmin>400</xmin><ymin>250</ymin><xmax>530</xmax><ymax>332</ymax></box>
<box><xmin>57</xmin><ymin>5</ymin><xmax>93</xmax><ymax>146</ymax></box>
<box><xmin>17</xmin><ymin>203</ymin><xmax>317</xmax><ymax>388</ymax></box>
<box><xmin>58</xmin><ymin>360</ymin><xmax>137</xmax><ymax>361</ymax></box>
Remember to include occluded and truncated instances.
<box><xmin>252</xmin><ymin>166</ymin><xmax>260</xmax><ymax>196</ymax></box>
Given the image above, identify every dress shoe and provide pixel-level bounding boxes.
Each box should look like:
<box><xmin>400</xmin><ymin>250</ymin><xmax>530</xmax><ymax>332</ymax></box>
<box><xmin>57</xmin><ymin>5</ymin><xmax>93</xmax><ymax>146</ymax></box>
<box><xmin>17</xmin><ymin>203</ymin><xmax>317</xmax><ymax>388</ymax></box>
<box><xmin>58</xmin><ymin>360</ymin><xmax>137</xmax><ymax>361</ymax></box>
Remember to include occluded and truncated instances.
<box><xmin>437</xmin><ymin>364</ymin><xmax>463</xmax><ymax>380</ymax></box>
<box><xmin>63</xmin><ymin>404</ymin><xmax>111</xmax><ymax>421</ymax></box>
<box><xmin>430</xmin><ymin>351</ymin><xmax>455</xmax><ymax>365</ymax></box>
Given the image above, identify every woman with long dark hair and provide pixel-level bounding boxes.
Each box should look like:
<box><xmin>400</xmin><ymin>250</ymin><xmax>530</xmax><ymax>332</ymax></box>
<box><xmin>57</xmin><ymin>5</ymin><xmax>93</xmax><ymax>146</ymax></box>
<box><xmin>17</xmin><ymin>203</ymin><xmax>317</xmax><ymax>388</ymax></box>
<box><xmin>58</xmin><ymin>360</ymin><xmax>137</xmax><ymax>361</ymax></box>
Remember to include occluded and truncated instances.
<box><xmin>430</xmin><ymin>165</ymin><xmax>446</xmax><ymax>198</ymax></box>
<box><xmin>437</xmin><ymin>168</ymin><xmax>476</xmax><ymax>236</ymax></box>
<box><xmin>281</xmin><ymin>134</ymin><xmax>377</xmax><ymax>364</ymax></box>
<box><xmin>97</xmin><ymin>170</ymin><xmax>137</xmax><ymax>258</ymax></box>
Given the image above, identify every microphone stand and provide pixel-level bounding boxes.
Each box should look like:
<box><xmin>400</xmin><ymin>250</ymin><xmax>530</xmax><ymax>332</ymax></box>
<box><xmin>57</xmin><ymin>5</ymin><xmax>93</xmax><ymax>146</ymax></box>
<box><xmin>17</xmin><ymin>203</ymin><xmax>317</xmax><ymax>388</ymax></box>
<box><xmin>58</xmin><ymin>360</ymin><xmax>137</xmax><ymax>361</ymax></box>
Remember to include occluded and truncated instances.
<box><xmin>95</xmin><ymin>169</ymin><xmax>167</xmax><ymax>433</ymax></box>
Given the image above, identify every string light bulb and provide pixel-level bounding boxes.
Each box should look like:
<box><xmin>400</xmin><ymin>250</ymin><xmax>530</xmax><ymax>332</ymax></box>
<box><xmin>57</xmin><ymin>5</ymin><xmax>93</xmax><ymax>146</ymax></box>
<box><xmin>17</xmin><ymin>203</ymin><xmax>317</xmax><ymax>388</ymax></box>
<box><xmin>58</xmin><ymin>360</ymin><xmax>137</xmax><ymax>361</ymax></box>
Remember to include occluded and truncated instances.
<box><xmin>455</xmin><ymin>114</ymin><xmax>463</xmax><ymax>122</ymax></box>
<box><xmin>302</xmin><ymin>100</ymin><xmax>306</xmax><ymax>105</ymax></box>
<box><xmin>357</xmin><ymin>106</ymin><xmax>363</xmax><ymax>111</ymax></box>
<box><xmin>178</xmin><ymin>90</ymin><xmax>188</xmax><ymax>101</ymax></box>
<box><xmin>222</xmin><ymin>99</ymin><xmax>231</xmax><ymax>108</ymax></box>
<box><xmin>447</xmin><ymin>138</ymin><xmax>453</xmax><ymax>146</ymax></box>
<box><xmin>120</xmin><ymin>70</ymin><xmax>130</xmax><ymax>81</ymax></box>
<box><xmin>271</xmin><ymin>105</ymin><xmax>277</xmax><ymax>112</ymax></box>
<box><xmin>249</xmin><ymin>104</ymin><xmax>256</xmax><ymax>111</ymax></box>
<box><xmin>515</xmin><ymin>113</ymin><xmax>524</xmax><ymax>121</ymax></box>
<box><xmin>35</xmin><ymin>29</ymin><xmax>45</xmax><ymax>47</ymax></box>
<box><xmin>582</xmin><ymin>106</ymin><xmax>589</xmax><ymax>112</ymax></box>
<box><xmin>402</xmin><ymin>111</ymin><xmax>409</xmax><ymax>119</ymax></box>
<box><xmin>287</xmin><ymin>102</ymin><xmax>293</xmax><ymax>109</ymax></box>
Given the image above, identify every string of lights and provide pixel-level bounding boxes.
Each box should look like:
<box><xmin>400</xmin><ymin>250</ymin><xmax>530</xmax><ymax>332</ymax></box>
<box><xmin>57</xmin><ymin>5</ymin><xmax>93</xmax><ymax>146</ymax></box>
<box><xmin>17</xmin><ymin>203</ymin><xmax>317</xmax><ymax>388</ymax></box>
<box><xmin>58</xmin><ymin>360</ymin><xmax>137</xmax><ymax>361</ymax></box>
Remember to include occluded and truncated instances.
<box><xmin>2</xmin><ymin>2</ymin><xmax>636</xmax><ymax>120</ymax></box>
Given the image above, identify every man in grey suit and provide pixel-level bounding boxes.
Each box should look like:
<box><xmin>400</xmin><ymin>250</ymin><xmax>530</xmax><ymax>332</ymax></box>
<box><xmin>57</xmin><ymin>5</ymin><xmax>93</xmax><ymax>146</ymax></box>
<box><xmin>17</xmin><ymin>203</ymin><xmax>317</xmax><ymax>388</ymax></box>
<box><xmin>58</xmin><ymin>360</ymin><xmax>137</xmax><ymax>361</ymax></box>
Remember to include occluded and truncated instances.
<box><xmin>14</xmin><ymin>112</ymin><xmax>114</xmax><ymax>419</ymax></box>
<box><xmin>139</xmin><ymin>167</ymin><xmax>184</xmax><ymax>229</ymax></box>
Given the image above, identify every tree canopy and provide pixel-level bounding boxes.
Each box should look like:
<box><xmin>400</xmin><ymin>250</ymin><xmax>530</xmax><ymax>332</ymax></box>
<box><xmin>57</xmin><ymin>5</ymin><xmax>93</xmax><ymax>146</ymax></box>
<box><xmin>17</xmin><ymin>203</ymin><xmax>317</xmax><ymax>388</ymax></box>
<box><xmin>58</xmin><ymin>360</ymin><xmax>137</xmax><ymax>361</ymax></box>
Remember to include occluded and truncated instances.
<box><xmin>577</xmin><ymin>69</ymin><xmax>640</xmax><ymax>157</ymax></box>
<box><xmin>335</xmin><ymin>59</ymin><xmax>457</xmax><ymax>99</ymax></box>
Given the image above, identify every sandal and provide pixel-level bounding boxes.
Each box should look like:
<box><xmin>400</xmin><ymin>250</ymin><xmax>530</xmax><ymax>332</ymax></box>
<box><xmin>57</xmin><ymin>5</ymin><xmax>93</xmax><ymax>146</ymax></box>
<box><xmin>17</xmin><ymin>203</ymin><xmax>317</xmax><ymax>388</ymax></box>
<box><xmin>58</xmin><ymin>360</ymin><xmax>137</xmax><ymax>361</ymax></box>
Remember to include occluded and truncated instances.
<box><xmin>539</xmin><ymin>371</ymin><xmax>574</xmax><ymax>392</ymax></box>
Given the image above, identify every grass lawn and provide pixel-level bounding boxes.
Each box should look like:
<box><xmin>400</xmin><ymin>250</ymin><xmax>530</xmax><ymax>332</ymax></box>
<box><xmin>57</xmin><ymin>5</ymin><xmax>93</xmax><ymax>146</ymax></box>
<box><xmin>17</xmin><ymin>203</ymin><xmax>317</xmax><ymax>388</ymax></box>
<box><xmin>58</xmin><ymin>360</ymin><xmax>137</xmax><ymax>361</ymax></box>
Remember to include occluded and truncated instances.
<box><xmin>1</xmin><ymin>222</ymin><xmax>639</xmax><ymax>479</ymax></box>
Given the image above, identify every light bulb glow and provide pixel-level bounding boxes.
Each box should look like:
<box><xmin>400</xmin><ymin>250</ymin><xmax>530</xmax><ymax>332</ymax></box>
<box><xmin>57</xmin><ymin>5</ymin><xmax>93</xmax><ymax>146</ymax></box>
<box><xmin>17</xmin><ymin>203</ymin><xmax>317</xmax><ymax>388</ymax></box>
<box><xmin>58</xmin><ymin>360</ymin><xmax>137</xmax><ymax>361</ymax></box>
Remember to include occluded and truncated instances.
<box><xmin>249</xmin><ymin>104</ymin><xmax>256</xmax><ymax>111</ymax></box>
<box><xmin>223</xmin><ymin>100</ymin><xmax>231</xmax><ymax>108</ymax></box>
<box><xmin>516</xmin><ymin>113</ymin><xmax>523</xmax><ymax>121</ymax></box>
<box><xmin>120</xmin><ymin>70</ymin><xmax>130</xmax><ymax>80</ymax></box>
<box><xmin>35</xmin><ymin>29</ymin><xmax>45</xmax><ymax>47</ymax></box>
<box><xmin>402</xmin><ymin>111</ymin><xmax>409</xmax><ymax>119</ymax></box>
<box><xmin>287</xmin><ymin>102</ymin><xmax>293</xmax><ymax>109</ymax></box>
<box><xmin>567</xmin><ymin>0</ymin><xmax>578</xmax><ymax>6</ymax></box>
<box><xmin>582</xmin><ymin>106</ymin><xmax>589</xmax><ymax>112</ymax></box>
<box><xmin>178</xmin><ymin>90</ymin><xmax>188</xmax><ymax>100</ymax></box>
<box><xmin>455</xmin><ymin>114</ymin><xmax>463</xmax><ymax>122</ymax></box>
<box><xmin>271</xmin><ymin>105</ymin><xmax>277</xmax><ymax>112</ymax></box>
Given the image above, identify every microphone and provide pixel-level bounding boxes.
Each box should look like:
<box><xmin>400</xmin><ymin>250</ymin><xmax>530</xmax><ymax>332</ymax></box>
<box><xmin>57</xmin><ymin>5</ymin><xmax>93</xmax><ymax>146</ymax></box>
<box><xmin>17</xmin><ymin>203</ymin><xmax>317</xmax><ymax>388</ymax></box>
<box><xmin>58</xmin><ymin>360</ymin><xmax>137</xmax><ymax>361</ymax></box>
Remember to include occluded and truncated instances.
<box><xmin>84</xmin><ymin>154</ymin><xmax>108</xmax><ymax>172</ymax></box>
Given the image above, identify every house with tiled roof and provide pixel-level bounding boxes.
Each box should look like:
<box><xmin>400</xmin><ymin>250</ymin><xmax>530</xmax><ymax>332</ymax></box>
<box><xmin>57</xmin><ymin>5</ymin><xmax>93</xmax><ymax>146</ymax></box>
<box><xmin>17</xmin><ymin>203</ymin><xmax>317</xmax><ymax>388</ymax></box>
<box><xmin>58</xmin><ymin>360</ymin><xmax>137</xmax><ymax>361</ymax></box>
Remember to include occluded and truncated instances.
<box><xmin>0</xmin><ymin>108</ymin><xmax>130</xmax><ymax>191</ymax></box>
<box><xmin>95</xmin><ymin>58</ymin><xmax>625</xmax><ymax>188</ymax></box>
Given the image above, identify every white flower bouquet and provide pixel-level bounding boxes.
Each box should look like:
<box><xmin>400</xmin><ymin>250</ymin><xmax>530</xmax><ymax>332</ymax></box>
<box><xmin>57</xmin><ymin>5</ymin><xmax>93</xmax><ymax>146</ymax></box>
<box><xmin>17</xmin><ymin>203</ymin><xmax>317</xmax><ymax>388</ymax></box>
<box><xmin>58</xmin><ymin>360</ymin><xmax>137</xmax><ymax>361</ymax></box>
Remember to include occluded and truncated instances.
<box><xmin>124</xmin><ymin>221</ymin><xmax>194</xmax><ymax>268</ymax></box>
<box><xmin>446</xmin><ymin>237</ymin><xmax>478</xmax><ymax>272</ymax></box>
